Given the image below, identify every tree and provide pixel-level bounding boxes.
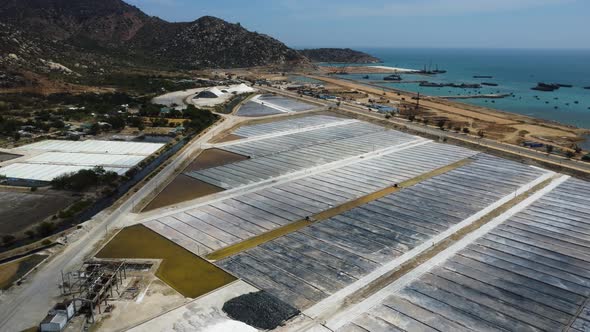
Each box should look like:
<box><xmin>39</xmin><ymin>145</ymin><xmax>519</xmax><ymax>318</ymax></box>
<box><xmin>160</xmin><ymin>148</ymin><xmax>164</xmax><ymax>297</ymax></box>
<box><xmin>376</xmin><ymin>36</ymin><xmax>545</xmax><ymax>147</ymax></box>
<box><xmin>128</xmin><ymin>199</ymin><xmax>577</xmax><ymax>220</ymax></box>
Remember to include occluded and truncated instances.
<box><xmin>574</xmin><ymin>145</ymin><xmax>583</xmax><ymax>154</ymax></box>
<box><xmin>408</xmin><ymin>114</ymin><xmax>416</xmax><ymax>122</ymax></box>
<box><xmin>462</xmin><ymin>128</ymin><xmax>470</xmax><ymax>134</ymax></box>
<box><xmin>477</xmin><ymin>130</ymin><xmax>485</xmax><ymax>138</ymax></box>
<box><xmin>106</xmin><ymin>116</ymin><xmax>126</xmax><ymax>130</ymax></box>
<box><xmin>36</xmin><ymin>222</ymin><xmax>55</xmax><ymax>237</ymax></box>
<box><xmin>2</xmin><ymin>235</ymin><xmax>16</xmax><ymax>246</ymax></box>
<box><xmin>422</xmin><ymin>118</ymin><xmax>429</xmax><ymax>126</ymax></box>
<box><xmin>437</xmin><ymin>120</ymin><xmax>446</xmax><ymax>130</ymax></box>
<box><xmin>565</xmin><ymin>150</ymin><xmax>575</xmax><ymax>159</ymax></box>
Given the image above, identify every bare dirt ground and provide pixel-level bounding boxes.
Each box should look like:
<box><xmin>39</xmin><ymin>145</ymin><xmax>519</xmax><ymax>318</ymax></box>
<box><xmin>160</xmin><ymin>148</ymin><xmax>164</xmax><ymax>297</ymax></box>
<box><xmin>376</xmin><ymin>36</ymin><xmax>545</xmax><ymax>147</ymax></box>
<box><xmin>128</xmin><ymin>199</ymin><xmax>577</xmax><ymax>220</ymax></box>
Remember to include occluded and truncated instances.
<box><xmin>309</xmin><ymin>75</ymin><xmax>587</xmax><ymax>149</ymax></box>
<box><xmin>183</xmin><ymin>148</ymin><xmax>249</xmax><ymax>172</ymax></box>
<box><xmin>93</xmin><ymin>279</ymin><xmax>187</xmax><ymax>332</ymax></box>
<box><xmin>0</xmin><ymin>152</ymin><xmax>21</xmax><ymax>162</ymax></box>
<box><xmin>142</xmin><ymin>175</ymin><xmax>224</xmax><ymax>212</ymax></box>
<box><xmin>0</xmin><ymin>190</ymin><xmax>77</xmax><ymax>235</ymax></box>
<box><xmin>0</xmin><ymin>71</ymin><xmax>113</xmax><ymax>95</ymax></box>
<box><xmin>142</xmin><ymin>148</ymin><xmax>247</xmax><ymax>211</ymax></box>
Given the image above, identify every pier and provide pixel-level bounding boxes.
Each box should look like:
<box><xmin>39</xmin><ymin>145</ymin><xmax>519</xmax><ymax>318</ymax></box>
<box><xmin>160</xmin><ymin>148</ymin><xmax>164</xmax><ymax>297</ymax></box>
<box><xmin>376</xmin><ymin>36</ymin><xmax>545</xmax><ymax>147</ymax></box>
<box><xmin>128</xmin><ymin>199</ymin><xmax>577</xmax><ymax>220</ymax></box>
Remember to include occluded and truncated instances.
<box><xmin>441</xmin><ymin>93</ymin><xmax>512</xmax><ymax>100</ymax></box>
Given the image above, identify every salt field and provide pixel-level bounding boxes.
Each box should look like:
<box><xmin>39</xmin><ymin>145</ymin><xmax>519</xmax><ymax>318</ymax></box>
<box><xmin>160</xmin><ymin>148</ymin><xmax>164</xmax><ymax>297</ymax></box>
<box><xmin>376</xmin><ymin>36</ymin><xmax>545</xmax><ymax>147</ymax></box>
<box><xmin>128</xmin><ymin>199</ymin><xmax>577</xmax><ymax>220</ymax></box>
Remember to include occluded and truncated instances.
<box><xmin>217</xmin><ymin>155</ymin><xmax>550</xmax><ymax>309</ymax></box>
<box><xmin>236</xmin><ymin>94</ymin><xmax>316</xmax><ymax>117</ymax></box>
<box><xmin>337</xmin><ymin>177</ymin><xmax>590</xmax><ymax>332</ymax></box>
<box><xmin>134</xmin><ymin>114</ymin><xmax>590</xmax><ymax>332</ymax></box>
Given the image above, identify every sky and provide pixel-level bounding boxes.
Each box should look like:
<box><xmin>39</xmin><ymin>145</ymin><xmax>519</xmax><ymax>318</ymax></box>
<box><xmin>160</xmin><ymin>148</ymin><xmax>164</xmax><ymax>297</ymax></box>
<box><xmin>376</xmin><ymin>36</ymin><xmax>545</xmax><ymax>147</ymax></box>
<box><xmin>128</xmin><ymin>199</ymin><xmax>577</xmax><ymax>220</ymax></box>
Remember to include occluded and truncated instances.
<box><xmin>125</xmin><ymin>0</ymin><xmax>589</xmax><ymax>49</ymax></box>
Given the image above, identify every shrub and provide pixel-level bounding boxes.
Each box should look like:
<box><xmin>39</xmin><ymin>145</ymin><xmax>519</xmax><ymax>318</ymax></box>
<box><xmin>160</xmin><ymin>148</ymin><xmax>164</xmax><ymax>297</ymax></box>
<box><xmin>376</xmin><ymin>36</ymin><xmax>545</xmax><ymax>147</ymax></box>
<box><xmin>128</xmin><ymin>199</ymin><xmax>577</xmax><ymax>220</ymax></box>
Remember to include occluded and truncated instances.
<box><xmin>2</xmin><ymin>235</ymin><xmax>16</xmax><ymax>246</ymax></box>
<box><xmin>36</xmin><ymin>222</ymin><xmax>56</xmax><ymax>237</ymax></box>
<box><xmin>51</xmin><ymin>167</ymin><xmax>118</xmax><ymax>191</ymax></box>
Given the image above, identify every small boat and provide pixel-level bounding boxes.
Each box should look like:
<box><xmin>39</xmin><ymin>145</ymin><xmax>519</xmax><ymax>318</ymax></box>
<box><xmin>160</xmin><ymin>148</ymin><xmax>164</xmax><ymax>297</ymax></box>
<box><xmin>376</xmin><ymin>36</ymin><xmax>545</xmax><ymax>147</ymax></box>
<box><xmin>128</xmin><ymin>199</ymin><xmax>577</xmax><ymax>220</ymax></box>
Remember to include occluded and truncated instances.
<box><xmin>556</xmin><ymin>83</ymin><xmax>573</xmax><ymax>88</ymax></box>
<box><xmin>419</xmin><ymin>82</ymin><xmax>444</xmax><ymax>87</ymax></box>
<box><xmin>363</xmin><ymin>75</ymin><xmax>370</xmax><ymax>79</ymax></box>
<box><xmin>532</xmin><ymin>83</ymin><xmax>560</xmax><ymax>92</ymax></box>
<box><xmin>384</xmin><ymin>74</ymin><xmax>402</xmax><ymax>81</ymax></box>
<box><xmin>584</xmin><ymin>86</ymin><xmax>590</xmax><ymax>90</ymax></box>
<box><xmin>474</xmin><ymin>75</ymin><xmax>493</xmax><ymax>79</ymax></box>
<box><xmin>481</xmin><ymin>82</ymin><xmax>499</xmax><ymax>87</ymax></box>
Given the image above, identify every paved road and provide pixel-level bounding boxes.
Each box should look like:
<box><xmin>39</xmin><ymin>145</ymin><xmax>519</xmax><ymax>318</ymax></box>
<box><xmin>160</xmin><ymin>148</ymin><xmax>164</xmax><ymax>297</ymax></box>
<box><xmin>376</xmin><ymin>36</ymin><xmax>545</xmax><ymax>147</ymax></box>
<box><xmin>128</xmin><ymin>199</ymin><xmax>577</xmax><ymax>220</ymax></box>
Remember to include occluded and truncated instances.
<box><xmin>0</xmin><ymin>115</ymin><xmax>244</xmax><ymax>331</ymax></box>
<box><xmin>263</xmin><ymin>87</ymin><xmax>590</xmax><ymax>175</ymax></box>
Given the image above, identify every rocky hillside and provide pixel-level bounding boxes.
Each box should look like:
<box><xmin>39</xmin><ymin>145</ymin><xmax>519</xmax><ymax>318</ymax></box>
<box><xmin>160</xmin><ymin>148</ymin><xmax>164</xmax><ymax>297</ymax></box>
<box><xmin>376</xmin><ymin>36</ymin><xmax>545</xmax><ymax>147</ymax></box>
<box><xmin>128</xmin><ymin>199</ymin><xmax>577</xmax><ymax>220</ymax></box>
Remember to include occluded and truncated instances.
<box><xmin>0</xmin><ymin>0</ymin><xmax>308</xmax><ymax>78</ymax></box>
<box><xmin>299</xmin><ymin>48</ymin><xmax>381</xmax><ymax>64</ymax></box>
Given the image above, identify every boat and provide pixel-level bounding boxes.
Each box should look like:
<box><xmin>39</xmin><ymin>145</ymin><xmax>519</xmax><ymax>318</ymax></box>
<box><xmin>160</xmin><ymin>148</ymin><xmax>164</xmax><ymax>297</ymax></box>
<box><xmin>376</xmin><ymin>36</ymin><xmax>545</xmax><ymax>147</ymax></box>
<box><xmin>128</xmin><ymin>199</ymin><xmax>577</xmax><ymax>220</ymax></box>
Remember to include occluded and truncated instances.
<box><xmin>452</xmin><ymin>83</ymin><xmax>481</xmax><ymax>89</ymax></box>
<box><xmin>584</xmin><ymin>86</ymin><xmax>590</xmax><ymax>90</ymax></box>
<box><xmin>556</xmin><ymin>83</ymin><xmax>573</xmax><ymax>88</ymax></box>
<box><xmin>419</xmin><ymin>82</ymin><xmax>444</xmax><ymax>87</ymax></box>
<box><xmin>432</xmin><ymin>64</ymin><xmax>447</xmax><ymax>74</ymax></box>
<box><xmin>383</xmin><ymin>74</ymin><xmax>402</xmax><ymax>81</ymax></box>
<box><xmin>481</xmin><ymin>82</ymin><xmax>499</xmax><ymax>87</ymax></box>
<box><xmin>473</xmin><ymin>75</ymin><xmax>493</xmax><ymax>79</ymax></box>
<box><xmin>362</xmin><ymin>75</ymin><xmax>370</xmax><ymax>79</ymax></box>
<box><xmin>532</xmin><ymin>83</ymin><xmax>560</xmax><ymax>92</ymax></box>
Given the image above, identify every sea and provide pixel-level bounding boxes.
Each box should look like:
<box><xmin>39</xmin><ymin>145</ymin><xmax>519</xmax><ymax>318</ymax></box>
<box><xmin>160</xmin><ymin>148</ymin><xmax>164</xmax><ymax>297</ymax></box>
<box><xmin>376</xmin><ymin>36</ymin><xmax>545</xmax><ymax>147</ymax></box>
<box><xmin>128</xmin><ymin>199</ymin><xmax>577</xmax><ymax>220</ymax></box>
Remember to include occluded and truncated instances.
<box><xmin>320</xmin><ymin>48</ymin><xmax>590</xmax><ymax>148</ymax></box>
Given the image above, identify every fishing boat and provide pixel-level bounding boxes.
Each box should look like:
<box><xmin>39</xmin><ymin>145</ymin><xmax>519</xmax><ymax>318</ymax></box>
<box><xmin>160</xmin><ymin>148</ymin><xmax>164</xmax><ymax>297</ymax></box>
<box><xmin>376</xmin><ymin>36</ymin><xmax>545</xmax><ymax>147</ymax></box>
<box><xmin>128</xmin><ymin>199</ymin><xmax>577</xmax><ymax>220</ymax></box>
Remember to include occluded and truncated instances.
<box><xmin>481</xmin><ymin>82</ymin><xmax>499</xmax><ymax>87</ymax></box>
<box><xmin>432</xmin><ymin>64</ymin><xmax>447</xmax><ymax>74</ymax></box>
<box><xmin>383</xmin><ymin>74</ymin><xmax>402</xmax><ymax>81</ymax></box>
<box><xmin>532</xmin><ymin>83</ymin><xmax>560</xmax><ymax>92</ymax></box>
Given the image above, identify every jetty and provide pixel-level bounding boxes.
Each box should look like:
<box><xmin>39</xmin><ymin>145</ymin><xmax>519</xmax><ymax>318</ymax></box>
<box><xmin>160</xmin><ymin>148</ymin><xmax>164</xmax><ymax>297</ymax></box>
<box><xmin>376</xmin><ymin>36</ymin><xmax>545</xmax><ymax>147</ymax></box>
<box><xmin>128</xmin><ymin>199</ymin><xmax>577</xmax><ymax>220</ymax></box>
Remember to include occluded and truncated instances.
<box><xmin>441</xmin><ymin>93</ymin><xmax>512</xmax><ymax>99</ymax></box>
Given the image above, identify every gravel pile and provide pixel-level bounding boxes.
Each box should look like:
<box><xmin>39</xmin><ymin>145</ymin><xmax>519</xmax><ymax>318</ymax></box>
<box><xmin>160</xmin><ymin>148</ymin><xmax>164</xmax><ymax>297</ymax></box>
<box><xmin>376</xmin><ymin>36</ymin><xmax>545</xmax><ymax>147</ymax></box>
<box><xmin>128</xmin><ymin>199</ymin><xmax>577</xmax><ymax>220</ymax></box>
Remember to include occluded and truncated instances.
<box><xmin>222</xmin><ymin>291</ymin><xmax>300</xmax><ymax>330</ymax></box>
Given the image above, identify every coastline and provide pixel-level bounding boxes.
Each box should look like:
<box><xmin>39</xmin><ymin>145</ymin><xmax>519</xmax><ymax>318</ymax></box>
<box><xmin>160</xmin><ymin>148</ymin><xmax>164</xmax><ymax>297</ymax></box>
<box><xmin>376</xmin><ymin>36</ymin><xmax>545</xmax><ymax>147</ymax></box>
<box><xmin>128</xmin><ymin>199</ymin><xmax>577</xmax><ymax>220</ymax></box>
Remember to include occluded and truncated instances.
<box><xmin>303</xmin><ymin>73</ymin><xmax>589</xmax><ymax>150</ymax></box>
<box><xmin>368</xmin><ymin>65</ymin><xmax>418</xmax><ymax>73</ymax></box>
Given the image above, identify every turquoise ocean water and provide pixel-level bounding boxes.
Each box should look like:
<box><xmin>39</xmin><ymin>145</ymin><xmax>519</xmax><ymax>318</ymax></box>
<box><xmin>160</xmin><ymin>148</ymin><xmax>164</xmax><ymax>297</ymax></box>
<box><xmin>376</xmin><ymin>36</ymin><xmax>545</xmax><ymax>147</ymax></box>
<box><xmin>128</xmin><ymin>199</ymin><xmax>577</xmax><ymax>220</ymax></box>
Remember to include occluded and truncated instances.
<box><xmin>327</xmin><ymin>48</ymin><xmax>590</xmax><ymax>136</ymax></box>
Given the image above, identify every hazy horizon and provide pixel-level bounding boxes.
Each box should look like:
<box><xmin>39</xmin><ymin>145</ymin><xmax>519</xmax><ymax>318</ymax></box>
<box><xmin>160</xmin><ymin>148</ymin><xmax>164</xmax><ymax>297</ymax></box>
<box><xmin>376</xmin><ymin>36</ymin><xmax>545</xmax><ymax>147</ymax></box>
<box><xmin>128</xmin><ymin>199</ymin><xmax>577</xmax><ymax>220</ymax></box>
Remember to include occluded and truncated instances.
<box><xmin>126</xmin><ymin>0</ymin><xmax>589</xmax><ymax>50</ymax></box>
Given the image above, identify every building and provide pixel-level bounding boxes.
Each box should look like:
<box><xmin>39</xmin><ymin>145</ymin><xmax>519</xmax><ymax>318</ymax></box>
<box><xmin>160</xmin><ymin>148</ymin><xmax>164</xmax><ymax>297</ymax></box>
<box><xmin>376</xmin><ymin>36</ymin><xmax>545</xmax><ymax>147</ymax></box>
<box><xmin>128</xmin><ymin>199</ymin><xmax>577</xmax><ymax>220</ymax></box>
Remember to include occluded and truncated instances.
<box><xmin>40</xmin><ymin>313</ymin><xmax>68</xmax><ymax>332</ymax></box>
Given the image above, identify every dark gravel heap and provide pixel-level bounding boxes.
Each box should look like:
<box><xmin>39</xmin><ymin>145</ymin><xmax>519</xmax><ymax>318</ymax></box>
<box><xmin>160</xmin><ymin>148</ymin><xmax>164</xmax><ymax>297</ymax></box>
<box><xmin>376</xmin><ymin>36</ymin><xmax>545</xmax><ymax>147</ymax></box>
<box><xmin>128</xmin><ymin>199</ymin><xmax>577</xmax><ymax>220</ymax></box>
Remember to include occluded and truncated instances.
<box><xmin>222</xmin><ymin>291</ymin><xmax>300</xmax><ymax>330</ymax></box>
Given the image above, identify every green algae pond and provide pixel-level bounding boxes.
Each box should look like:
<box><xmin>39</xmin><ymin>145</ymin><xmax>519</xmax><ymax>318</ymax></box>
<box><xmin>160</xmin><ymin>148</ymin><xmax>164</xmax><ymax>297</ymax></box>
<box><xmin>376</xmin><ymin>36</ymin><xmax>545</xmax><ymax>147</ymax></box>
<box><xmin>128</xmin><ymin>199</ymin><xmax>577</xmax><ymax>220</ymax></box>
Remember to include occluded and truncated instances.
<box><xmin>96</xmin><ymin>225</ymin><xmax>236</xmax><ymax>298</ymax></box>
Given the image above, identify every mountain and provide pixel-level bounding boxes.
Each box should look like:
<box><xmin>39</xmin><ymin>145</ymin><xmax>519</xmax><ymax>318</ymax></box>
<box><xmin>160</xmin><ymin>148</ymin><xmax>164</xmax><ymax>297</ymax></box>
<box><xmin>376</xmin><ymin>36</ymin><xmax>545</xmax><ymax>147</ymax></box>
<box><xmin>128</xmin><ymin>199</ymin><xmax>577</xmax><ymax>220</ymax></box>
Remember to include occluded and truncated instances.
<box><xmin>0</xmin><ymin>0</ymin><xmax>308</xmax><ymax>78</ymax></box>
<box><xmin>300</xmin><ymin>48</ymin><xmax>381</xmax><ymax>64</ymax></box>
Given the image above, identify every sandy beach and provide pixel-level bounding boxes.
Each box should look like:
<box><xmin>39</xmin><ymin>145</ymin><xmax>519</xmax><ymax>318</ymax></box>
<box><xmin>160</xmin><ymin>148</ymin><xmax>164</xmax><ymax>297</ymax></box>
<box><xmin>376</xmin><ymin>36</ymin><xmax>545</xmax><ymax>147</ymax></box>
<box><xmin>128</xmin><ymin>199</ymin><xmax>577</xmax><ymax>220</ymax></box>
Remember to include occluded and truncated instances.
<box><xmin>368</xmin><ymin>65</ymin><xmax>419</xmax><ymax>73</ymax></box>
